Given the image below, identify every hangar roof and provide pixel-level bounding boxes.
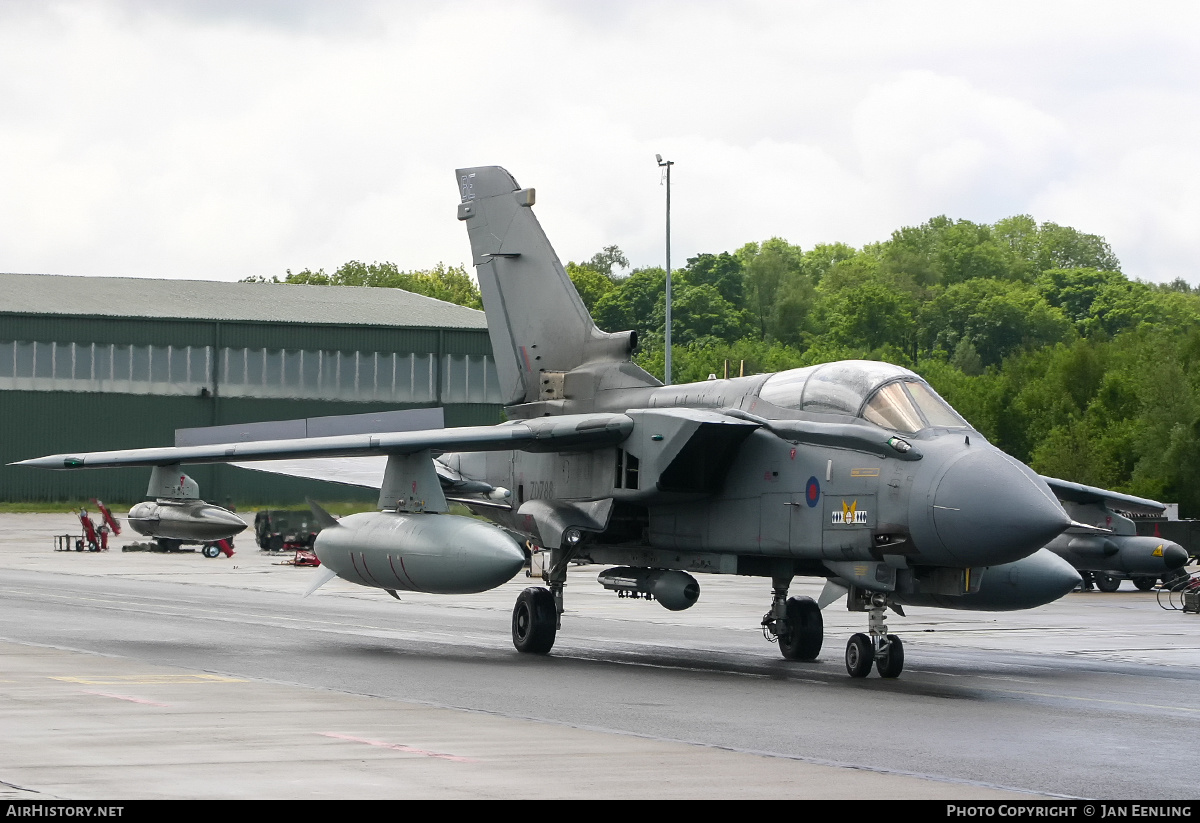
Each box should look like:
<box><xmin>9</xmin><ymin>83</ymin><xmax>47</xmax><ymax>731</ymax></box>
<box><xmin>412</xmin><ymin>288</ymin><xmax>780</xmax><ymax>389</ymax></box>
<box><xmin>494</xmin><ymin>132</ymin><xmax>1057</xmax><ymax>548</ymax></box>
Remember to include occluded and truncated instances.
<box><xmin>0</xmin><ymin>273</ymin><xmax>487</xmax><ymax>330</ymax></box>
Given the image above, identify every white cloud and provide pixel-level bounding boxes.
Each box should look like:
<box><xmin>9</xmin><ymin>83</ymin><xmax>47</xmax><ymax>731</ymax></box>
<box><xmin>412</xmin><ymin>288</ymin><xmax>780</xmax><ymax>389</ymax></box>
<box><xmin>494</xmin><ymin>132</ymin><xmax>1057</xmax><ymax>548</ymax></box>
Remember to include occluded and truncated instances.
<box><xmin>0</xmin><ymin>1</ymin><xmax>1196</xmax><ymax>283</ymax></box>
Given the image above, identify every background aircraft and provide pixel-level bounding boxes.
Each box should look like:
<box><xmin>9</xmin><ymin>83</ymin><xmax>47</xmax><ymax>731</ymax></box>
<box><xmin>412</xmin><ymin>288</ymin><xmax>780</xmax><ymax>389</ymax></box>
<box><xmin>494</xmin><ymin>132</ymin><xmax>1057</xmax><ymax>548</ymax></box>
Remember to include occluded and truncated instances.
<box><xmin>18</xmin><ymin>165</ymin><xmax>1089</xmax><ymax>679</ymax></box>
<box><xmin>1042</xmin><ymin>478</ymin><xmax>1189</xmax><ymax>591</ymax></box>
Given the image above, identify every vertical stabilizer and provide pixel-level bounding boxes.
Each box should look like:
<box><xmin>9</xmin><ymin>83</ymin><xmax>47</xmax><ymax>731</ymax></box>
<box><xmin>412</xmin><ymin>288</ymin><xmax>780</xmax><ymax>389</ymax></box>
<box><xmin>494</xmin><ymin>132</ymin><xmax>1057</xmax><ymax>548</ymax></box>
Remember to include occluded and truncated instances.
<box><xmin>147</xmin><ymin>465</ymin><xmax>200</xmax><ymax>500</ymax></box>
<box><xmin>456</xmin><ymin>167</ymin><xmax>640</xmax><ymax>406</ymax></box>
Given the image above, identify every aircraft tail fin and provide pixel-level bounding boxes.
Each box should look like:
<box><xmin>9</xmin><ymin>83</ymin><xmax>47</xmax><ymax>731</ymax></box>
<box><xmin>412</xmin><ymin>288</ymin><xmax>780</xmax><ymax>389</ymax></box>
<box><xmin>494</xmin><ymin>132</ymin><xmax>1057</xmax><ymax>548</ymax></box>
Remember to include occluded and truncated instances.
<box><xmin>303</xmin><ymin>565</ymin><xmax>338</xmax><ymax>598</ymax></box>
<box><xmin>306</xmin><ymin>498</ymin><xmax>341</xmax><ymax>530</ymax></box>
<box><xmin>456</xmin><ymin>166</ymin><xmax>644</xmax><ymax>406</ymax></box>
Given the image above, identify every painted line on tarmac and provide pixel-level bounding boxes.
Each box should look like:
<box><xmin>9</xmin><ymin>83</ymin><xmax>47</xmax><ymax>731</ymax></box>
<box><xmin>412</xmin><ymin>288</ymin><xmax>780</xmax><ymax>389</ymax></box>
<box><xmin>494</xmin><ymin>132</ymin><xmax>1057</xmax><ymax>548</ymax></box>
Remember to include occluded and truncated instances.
<box><xmin>79</xmin><ymin>690</ymin><xmax>171</xmax><ymax>707</ymax></box>
<box><xmin>53</xmin><ymin>673</ymin><xmax>242</xmax><ymax>685</ymax></box>
<box><xmin>1</xmin><ymin>586</ymin><xmax>487</xmax><ymax>644</ymax></box>
<box><xmin>319</xmin><ymin>732</ymin><xmax>477</xmax><ymax>762</ymax></box>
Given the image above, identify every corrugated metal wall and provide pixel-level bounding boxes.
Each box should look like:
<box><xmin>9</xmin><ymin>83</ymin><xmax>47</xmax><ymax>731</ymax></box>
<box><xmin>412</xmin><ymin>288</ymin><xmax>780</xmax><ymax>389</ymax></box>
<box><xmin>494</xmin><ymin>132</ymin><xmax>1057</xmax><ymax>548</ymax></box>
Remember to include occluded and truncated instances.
<box><xmin>1</xmin><ymin>315</ymin><xmax>446</xmax><ymax>352</ymax></box>
<box><xmin>0</xmin><ymin>313</ymin><xmax>503</xmax><ymax>504</ymax></box>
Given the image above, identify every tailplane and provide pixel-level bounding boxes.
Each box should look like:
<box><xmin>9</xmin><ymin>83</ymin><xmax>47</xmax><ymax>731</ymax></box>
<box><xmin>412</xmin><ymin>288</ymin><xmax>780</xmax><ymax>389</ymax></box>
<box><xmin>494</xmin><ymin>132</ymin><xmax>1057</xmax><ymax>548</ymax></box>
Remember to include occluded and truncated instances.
<box><xmin>456</xmin><ymin>166</ymin><xmax>654</xmax><ymax>408</ymax></box>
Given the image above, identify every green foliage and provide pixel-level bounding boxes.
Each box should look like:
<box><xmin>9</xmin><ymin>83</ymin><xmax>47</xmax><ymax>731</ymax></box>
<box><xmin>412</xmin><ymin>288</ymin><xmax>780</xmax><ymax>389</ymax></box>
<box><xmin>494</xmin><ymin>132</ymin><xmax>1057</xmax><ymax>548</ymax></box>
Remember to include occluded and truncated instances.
<box><xmin>245</xmin><ymin>261</ymin><xmax>482</xmax><ymax>309</ymax></box>
<box><xmin>921</xmin><ymin>279</ymin><xmax>1072</xmax><ymax>366</ymax></box>
<box><xmin>565</xmin><ymin>262</ymin><xmax>616</xmax><ymax>313</ymax></box>
<box><xmin>592</xmin><ymin>266</ymin><xmax>666</xmax><ymax>341</ymax></box>
<box><xmin>615</xmin><ymin>214</ymin><xmax>1200</xmax><ymax>512</ymax></box>
<box><xmin>683</xmin><ymin>252</ymin><xmax>745</xmax><ymax>306</ymax></box>
<box><xmin>662</xmin><ymin>283</ymin><xmax>755</xmax><ymax>346</ymax></box>
<box><xmin>585</xmin><ymin>245</ymin><xmax>630</xmax><ymax>278</ymax></box>
<box><xmin>270</xmin><ymin>215</ymin><xmax>1200</xmax><ymax>514</ymax></box>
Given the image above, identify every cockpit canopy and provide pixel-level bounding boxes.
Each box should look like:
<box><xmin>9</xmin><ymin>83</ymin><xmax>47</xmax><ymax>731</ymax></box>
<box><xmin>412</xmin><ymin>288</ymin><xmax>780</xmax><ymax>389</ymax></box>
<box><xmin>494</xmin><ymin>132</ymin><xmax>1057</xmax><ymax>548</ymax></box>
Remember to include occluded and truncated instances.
<box><xmin>757</xmin><ymin>360</ymin><xmax>968</xmax><ymax>433</ymax></box>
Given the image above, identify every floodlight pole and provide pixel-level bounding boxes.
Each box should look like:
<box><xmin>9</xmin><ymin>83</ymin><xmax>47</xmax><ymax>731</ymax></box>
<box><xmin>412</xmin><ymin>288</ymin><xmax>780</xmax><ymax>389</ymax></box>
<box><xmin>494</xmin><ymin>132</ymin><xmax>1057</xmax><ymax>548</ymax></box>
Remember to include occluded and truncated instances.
<box><xmin>657</xmin><ymin>154</ymin><xmax>674</xmax><ymax>385</ymax></box>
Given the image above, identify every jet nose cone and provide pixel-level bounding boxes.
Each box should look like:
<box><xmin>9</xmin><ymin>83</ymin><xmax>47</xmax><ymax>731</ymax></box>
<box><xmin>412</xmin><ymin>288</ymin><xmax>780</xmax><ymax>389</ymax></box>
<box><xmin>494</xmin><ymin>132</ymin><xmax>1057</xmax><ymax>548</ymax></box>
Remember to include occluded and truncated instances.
<box><xmin>932</xmin><ymin>450</ymin><xmax>1071</xmax><ymax>566</ymax></box>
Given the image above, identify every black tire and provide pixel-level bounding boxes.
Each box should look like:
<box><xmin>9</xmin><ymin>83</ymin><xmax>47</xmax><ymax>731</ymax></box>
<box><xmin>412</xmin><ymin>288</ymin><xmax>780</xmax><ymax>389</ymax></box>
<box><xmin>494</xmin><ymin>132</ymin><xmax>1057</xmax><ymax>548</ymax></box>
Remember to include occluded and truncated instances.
<box><xmin>1096</xmin><ymin>573</ymin><xmax>1121</xmax><ymax>592</ymax></box>
<box><xmin>267</xmin><ymin>535</ymin><xmax>284</xmax><ymax>552</ymax></box>
<box><xmin>202</xmin><ymin>544</ymin><xmax>220</xmax><ymax>558</ymax></box>
<box><xmin>779</xmin><ymin>596</ymin><xmax>823</xmax><ymax>661</ymax></box>
<box><xmin>845</xmin><ymin>633</ymin><xmax>874</xmax><ymax>678</ymax></box>
<box><xmin>875</xmin><ymin>634</ymin><xmax>904</xmax><ymax>678</ymax></box>
<box><xmin>512</xmin><ymin>587</ymin><xmax>557</xmax><ymax>654</ymax></box>
<box><xmin>75</xmin><ymin>540</ymin><xmax>84</xmax><ymax>552</ymax></box>
<box><xmin>1132</xmin><ymin>575</ymin><xmax>1157</xmax><ymax>592</ymax></box>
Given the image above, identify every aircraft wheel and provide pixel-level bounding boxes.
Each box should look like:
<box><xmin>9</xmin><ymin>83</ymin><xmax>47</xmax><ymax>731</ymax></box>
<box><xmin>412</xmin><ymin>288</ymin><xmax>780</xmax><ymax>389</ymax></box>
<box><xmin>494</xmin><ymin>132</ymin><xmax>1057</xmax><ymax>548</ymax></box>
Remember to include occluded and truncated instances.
<box><xmin>1132</xmin><ymin>575</ymin><xmax>1157</xmax><ymax>592</ymax></box>
<box><xmin>512</xmin><ymin>587</ymin><xmax>556</xmax><ymax>655</ymax></box>
<box><xmin>1095</xmin><ymin>573</ymin><xmax>1121</xmax><ymax>593</ymax></box>
<box><xmin>875</xmin><ymin>634</ymin><xmax>904</xmax><ymax>678</ymax></box>
<box><xmin>202</xmin><ymin>544</ymin><xmax>220</xmax><ymax>558</ymax></box>
<box><xmin>845</xmin><ymin>633</ymin><xmax>874</xmax><ymax>678</ymax></box>
<box><xmin>779</xmin><ymin>596</ymin><xmax>823</xmax><ymax>661</ymax></box>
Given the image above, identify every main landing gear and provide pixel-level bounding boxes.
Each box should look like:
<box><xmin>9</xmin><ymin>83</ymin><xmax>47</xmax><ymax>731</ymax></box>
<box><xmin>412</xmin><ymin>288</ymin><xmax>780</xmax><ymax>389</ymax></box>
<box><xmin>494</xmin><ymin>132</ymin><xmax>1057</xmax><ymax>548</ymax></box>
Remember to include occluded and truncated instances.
<box><xmin>761</xmin><ymin>576</ymin><xmax>823</xmax><ymax>661</ymax></box>
<box><xmin>511</xmin><ymin>542</ymin><xmax>575</xmax><ymax>655</ymax></box>
<box><xmin>845</xmin><ymin>589</ymin><xmax>904</xmax><ymax>679</ymax></box>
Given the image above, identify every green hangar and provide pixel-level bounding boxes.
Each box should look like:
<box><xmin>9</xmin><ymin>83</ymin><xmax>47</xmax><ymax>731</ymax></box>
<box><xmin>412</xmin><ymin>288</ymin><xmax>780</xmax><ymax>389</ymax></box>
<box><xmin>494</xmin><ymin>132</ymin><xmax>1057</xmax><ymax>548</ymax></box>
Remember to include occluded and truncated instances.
<box><xmin>0</xmin><ymin>273</ymin><xmax>504</xmax><ymax>504</ymax></box>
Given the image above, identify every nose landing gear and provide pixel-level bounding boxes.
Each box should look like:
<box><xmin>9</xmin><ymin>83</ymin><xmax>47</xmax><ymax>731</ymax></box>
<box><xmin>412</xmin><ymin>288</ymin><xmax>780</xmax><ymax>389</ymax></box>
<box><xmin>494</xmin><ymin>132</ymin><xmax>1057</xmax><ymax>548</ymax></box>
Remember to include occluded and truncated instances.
<box><xmin>845</xmin><ymin>589</ymin><xmax>905</xmax><ymax>679</ymax></box>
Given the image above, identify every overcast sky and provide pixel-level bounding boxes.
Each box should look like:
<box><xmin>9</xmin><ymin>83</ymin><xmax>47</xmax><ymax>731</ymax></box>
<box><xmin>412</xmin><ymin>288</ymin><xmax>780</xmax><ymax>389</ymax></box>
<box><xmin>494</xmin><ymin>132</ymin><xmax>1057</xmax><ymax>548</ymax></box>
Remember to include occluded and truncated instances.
<box><xmin>1</xmin><ymin>1</ymin><xmax>1197</xmax><ymax>285</ymax></box>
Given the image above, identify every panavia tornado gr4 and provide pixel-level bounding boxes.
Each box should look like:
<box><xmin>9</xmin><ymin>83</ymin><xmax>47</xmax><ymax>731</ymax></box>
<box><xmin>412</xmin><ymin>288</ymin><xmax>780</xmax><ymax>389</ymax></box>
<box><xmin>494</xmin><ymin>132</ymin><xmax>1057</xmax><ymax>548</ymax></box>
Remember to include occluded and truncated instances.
<box><xmin>20</xmin><ymin>166</ymin><xmax>1105</xmax><ymax>678</ymax></box>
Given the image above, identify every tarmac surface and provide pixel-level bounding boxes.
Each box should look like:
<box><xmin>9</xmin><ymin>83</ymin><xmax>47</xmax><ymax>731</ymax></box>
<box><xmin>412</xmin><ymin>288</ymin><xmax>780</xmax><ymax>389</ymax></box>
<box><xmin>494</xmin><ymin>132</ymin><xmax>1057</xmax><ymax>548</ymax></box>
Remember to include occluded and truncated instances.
<box><xmin>1</xmin><ymin>512</ymin><xmax>1199</xmax><ymax>800</ymax></box>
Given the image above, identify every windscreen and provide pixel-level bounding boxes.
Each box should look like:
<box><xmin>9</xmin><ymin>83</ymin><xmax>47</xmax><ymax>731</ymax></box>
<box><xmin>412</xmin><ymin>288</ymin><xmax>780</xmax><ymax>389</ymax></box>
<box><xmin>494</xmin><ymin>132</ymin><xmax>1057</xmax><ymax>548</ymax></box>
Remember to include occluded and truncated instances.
<box><xmin>862</xmin><ymin>380</ymin><xmax>969</xmax><ymax>432</ymax></box>
<box><xmin>862</xmin><ymin>383</ymin><xmax>925</xmax><ymax>432</ymax></box>
<box><xmin>906</xmin><ymin>381</ymin><xmax>968</xmax><ymax>428</ymax></box>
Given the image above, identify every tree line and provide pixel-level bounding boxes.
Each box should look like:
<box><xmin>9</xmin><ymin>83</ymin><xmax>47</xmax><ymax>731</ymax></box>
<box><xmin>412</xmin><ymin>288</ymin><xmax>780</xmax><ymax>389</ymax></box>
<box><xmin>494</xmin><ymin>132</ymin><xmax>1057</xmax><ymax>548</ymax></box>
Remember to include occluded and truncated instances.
<box><xmin>251</xmin><ymin>214</ymin><xmax>1200</xmax><ymax>515</ymax></box>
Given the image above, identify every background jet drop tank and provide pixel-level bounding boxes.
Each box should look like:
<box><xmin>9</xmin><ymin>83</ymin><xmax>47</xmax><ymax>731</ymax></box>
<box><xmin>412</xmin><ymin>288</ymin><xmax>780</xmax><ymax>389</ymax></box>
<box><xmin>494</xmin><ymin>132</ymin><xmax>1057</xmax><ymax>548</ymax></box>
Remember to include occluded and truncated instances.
<box><xmin>126</xmin><ymin>466</ymin><xmax>246</xmax><ymax>542</ymax></box>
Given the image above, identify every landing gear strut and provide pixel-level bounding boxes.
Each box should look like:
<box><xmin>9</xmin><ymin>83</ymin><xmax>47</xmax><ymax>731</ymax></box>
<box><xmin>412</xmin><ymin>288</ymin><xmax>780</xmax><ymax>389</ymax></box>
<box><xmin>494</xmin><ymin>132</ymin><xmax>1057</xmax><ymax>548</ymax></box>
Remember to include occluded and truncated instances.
<box><xmin>762</xmin><ymin>576</ymin><xmax>823</xmax><ymax>661</ymax></box>
<box><xmin>511</xmin><ymin>540</ymin><xmax>581</xmax><ymax>655</ymax></box>
<box><xmin>845</xmin><ymin>588</ymin><xmax>904</xmax><ymax>679</ymax></box>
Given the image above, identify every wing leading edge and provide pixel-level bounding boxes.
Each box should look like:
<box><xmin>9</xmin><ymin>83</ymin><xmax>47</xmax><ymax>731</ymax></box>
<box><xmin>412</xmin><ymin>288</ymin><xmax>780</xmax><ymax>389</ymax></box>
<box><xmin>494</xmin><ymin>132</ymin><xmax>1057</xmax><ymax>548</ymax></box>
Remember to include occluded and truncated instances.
<box><xmin>13</xmin><ymin>413</ymin><xmax>635</xmax><ymax>470</ymax></box>
<box><xmin>1040</xmin><ymin>475</ymin><xmax>1166</xmax><ymax>516</ymax></box>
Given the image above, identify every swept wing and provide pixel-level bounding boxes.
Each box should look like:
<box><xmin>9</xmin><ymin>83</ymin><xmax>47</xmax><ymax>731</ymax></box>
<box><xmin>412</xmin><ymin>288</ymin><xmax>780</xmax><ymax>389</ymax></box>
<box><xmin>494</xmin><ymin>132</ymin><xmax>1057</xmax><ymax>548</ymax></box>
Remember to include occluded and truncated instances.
<box><xmin>13</xmin><ymin>413</ymin><xmax>635</xmax><ymax>470</ymax></box>
<box><xmin>1040</xmin><ymin>475</ymin><xmax>1166</xmax><ymax>517</ymax></box>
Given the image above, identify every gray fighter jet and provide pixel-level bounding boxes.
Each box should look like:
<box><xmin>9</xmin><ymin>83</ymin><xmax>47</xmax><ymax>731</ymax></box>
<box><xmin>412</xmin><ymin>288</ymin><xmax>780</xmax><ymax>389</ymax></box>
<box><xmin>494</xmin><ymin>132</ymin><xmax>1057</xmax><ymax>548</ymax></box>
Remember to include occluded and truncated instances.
<box><xmin>17</xmin><ymin>165</ymin><xmax>1086</xmax><ymax>679</ymax></box>
<box><xmin>1041</xmin><ymin>478</ymin><xmax>1189</xmax><ymax>591</ymax></box>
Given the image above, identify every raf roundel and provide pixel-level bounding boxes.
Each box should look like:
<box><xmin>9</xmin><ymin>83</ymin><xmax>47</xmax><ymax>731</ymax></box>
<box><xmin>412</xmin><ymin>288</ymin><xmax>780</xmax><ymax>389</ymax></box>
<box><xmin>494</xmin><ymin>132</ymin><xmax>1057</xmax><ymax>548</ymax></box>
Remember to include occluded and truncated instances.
<box><xmin>805</xmin><ymin>476</ymin><xmax>821</xmax><ymax>508</ymax></box>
